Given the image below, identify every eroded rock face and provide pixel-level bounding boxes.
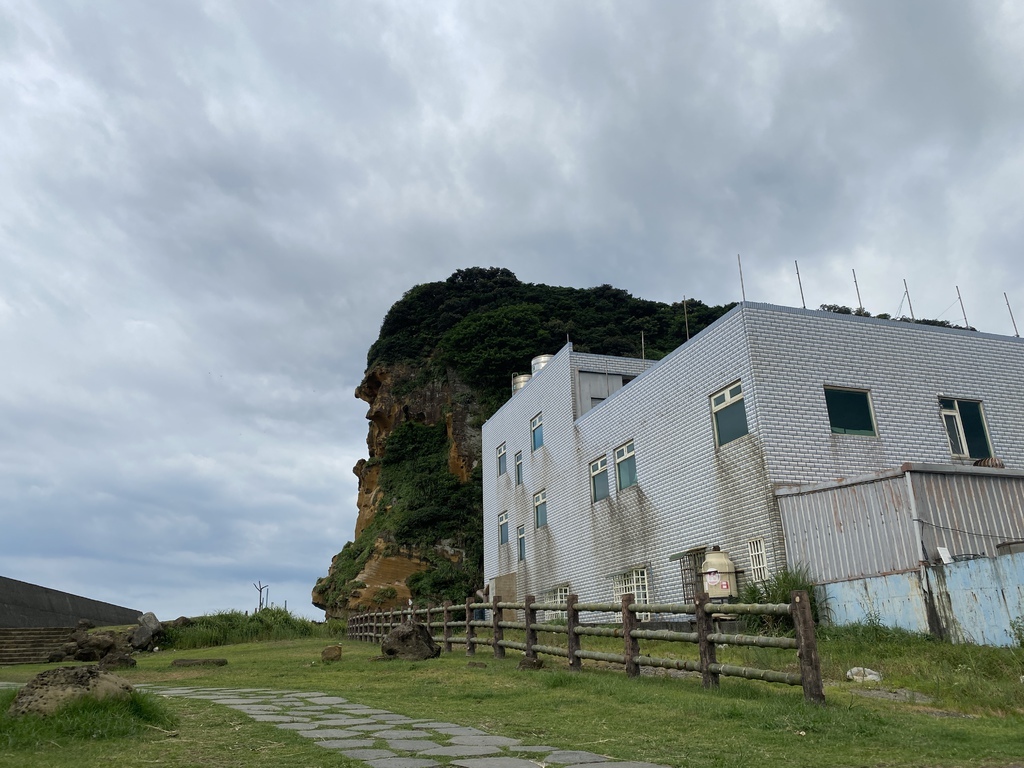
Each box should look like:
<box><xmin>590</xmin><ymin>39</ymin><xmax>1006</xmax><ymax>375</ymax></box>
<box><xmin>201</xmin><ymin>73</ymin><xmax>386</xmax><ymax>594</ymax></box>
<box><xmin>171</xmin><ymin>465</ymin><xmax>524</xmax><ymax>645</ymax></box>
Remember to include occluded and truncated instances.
<box><xmin>312</xmin><ymin>362</ymin><xmax>481</xmax><ymax>617</ymax></box>
<box><xmin>380</xmin><ymin>621</ymin><xmax>440</xmax><ymax>661</ymax></box>
<box><xmin>8</xmin><ymin>666</ymin><xmax>133</xmax><ymax>718</ymax></box>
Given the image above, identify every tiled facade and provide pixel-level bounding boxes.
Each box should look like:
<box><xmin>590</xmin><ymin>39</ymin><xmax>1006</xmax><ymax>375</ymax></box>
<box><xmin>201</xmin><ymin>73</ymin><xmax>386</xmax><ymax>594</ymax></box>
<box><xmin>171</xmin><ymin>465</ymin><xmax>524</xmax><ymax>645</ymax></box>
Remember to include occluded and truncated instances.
<box><xmin>481</xmin><ymin>303</ymin><xmax>1024</xmax><ymax>612</ymax></box>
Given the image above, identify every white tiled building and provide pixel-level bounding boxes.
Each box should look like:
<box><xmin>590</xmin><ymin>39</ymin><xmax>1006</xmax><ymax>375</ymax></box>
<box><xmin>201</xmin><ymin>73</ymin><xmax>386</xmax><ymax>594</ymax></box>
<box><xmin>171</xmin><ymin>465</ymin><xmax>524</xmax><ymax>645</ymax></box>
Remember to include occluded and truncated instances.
<box><xmin>481</xmin><ymin>302</ymin><xmax>1024</xmax><ymax>612</ymax></box>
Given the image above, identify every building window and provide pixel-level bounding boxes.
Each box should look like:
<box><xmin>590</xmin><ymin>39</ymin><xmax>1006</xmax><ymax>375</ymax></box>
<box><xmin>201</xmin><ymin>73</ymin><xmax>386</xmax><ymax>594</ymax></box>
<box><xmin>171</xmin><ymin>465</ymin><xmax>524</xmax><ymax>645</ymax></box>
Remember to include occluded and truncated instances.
<box><xmin>940</xmin><ymin>398</ymin><xmax>992</xmax><ymax>459</ymax></box>
<box><xmin>514</xmin><ymin>451</ymin><xmax>523</xmax><ymax>485</ymax></box>
<box><xmin>533</xmin><ymin>489</ymin><xmax>547</xmax><ymax>528</ymax></box>
<box><xmin>611</xmin><ymin>568</ymin><xmax>650</xmax><ymax>621</ymax></box>
<box><xmin>498</xmin><ymin>512</ymin><xmax>509</xmax><ymax>545</ymax></box>
<box><xmin>711</xmin><ymin>382</ymin><xmax>749</xmax><ymax>447</ymax></box>
<box><xmin>615</xmin><ymin>441</ymin><xmax>637</xmax><ymax>490</ymax></box>
<box><xmin>531</xmin><ymin>413</ymin><xmax>543</xmax><ymax>451</ymax></box>
<box><xmin>747</xmin><ymin>538</ymin><xmax>768</xmax><ymax>583</ymax></box>
<box><xmin>674</xmin><ymin>547</ymin><xmax>707</xmax><ymax>604</ymax></box>
<box><xmin>517</xmin><ymin>525</ymin><xmax>526</xmax><ymax>562</ymax></box>
<box><xmin>541</xmin><ymin>585</ymin><xmax>569</xmax><ymax>622</ymax></box>
<box><xmin>590</xmin><ymin>456</ymin><xmax>609</xmax><ymax>502</ymax></box>
<box><xmin>497</xmin><ymin>443</ymin><xmax>507</xmax><ymax>476</ymax></box>
<box><xmin>824</xmin><ymin>387</ymin><xmax>876</xmax><ymax>436</ymax></box>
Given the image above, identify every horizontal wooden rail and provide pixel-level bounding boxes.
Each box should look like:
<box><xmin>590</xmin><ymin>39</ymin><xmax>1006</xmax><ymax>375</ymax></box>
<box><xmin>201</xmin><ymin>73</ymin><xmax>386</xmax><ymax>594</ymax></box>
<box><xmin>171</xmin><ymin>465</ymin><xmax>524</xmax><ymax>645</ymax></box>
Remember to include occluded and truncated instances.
<box><xmin>346</xmin><ymin>589</ymin><xmax>823</xmax><ymax>704</ymax></box>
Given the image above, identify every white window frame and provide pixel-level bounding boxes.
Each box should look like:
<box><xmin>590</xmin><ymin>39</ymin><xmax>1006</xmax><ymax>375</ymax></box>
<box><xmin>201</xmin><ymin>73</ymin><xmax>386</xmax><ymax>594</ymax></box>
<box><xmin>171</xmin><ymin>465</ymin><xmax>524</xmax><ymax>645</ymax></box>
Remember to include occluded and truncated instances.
<box><xmin>531</xmin><ymin>413</ymin><xmax>543</xmax><ymax>451</ymax></box>
<box><xmin>939</xmin><ymin>397</ymin><xmax>992</xmax><ymax>459</ymax></box>
<box><xmin>541</xmin><ymin>585</ymin><xmax>569</xmax><ymax>622</ymax></box>
<box><xmin>514</xmin><ymin>451</ymin><xmax>523</xmax><ymax>485</ymax></box>
<box><xmin>747</xmin><ymin>537</ymin><xmax>768</xmax><ymax>583</ymax></box>
<box><xmin>533</xmin><ymin>489</ymin><xmax>547</xmax><ymax>528</ymax></box>
<box><xmin>496</xmin><ymin>443</ymin><xmax>507</xmax><ymax>476</ymax></box>
<box><xmin>614</xmin><ymin>441</ymin><xmax>637</xmax><ymax>490</ymax></box>
<box><xmin>590</xmin><ymin>456</ymin><xmax>609</xmax><ymax>502</ymax></box>
<box><xmin>611</xmin><ymin>568</ymin><xmax>650</xmax><ymax>622</ymax></box>
<box><xmin>498</xmin><ymin>511</ymin><xmax>509</xmax><ymax>545</ymax></box>
<box><xmin>517</xmin><ymin>525</ymin><xmax>526</xmax><ymax>562</ymax></box>
<box><xmin>711</xmin><ymin>381</ymin><xmax>748</xmax><ymax>447</ymax></box>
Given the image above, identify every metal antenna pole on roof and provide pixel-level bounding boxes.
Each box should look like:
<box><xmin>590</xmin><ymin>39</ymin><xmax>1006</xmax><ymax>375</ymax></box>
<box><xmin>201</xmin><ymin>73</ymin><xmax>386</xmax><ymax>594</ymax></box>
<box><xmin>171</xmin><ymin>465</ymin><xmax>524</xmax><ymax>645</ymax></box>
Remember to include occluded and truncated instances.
<box><xmin>683</xmin><ymin>295</ymin><xmax>690</xmax><ymax>341</ymax></box>
<box><xmin>956</xmin><ymin>285</ymin><xmax>970</xmax><ymax>329</ymax></box>
<box><xmin>737</xmin><ymin>254</ymin><xmax>746</xmax><ymax>302</ymax></box>
<box><xmin>853</xmin><ymin>269</ymin><xmax>863</xmax><ymax>314</ymax></box>
<box><xmin>1005</xmin><ymin>292</ymin><xmax>1020</xmax><ymax>337</ymax></box>
<box><xmin>641</xmin><ymin>330</ymin><xmax>645</xmax><ymax>360</ymax></box>
<box><xmin>795</xmin><ymin>260</ymin><xmax>806</xmax><ymax>309</ymax></box>
<box><xmin>903</xmin><ymin>279</ymin><xmax>916</xmax><ymax>320</ymax></box>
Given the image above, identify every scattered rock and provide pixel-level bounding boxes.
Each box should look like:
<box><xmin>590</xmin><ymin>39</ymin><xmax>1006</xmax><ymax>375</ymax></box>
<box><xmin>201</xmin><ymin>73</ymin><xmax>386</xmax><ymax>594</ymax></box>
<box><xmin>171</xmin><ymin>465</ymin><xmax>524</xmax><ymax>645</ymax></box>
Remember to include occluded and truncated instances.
<box><xmin>138</xmin><ymin>612</ymin><xmax>162</xmax><ymax>633</ymax></box>
<box><xmin>847</xmin><ymin>666</ymin><xmax>883</xmax><ymax>683</ymax></box>
<box><xmin>380</xmin><ymin>621</ymin><xmax>440</xmax><ymax>661</ymax></box>
<box><xmin>7</xmin><ymin>666</ymin><xmax>133</xmax><ymax>718</ymax></box>
<box><xmin>131</xmin><ymin>624</ymin><xmax>155</xmax><ymax>651</ymax></box>
<box><xmin>168</xmin><ymin>616</ymin><xmax>193</xmax><ymax>628</ymax></box>
<box><xmin>76</xmin><ymin>618</ymin><xmax>95</xmax><ymax>630</ymax></box>
<box><xmin>321</xmin><ymin>645</ymin><xmax>343</xmax><ymax>662</ymax></box>
<box><xmin>467</xmin><ymin>661</ymin><xmax>487</xmax><ymax>669</ymax></box>
<box><xmin>170</xmin><ymin>658</ymin><xmax>229</xmax><ymax>667</ymax></box>
<box><xmin>517</xmin><ymin>657</ymin><xmax>544</xmax><ymax>671</ymax></box>
<box><xmin>98</xmin><ymin>652</ymin><xmax>137</xmax><ymax>670</ymax></box>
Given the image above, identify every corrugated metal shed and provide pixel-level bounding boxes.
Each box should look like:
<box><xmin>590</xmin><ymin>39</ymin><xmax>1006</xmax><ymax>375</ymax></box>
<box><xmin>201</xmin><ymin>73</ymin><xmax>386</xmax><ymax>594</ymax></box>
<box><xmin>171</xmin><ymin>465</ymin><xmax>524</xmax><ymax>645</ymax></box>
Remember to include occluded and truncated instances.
<box><xmin>778</xmin><ymin>463</ymin><xmax>1024</xmax><ymax>583</ymax></box>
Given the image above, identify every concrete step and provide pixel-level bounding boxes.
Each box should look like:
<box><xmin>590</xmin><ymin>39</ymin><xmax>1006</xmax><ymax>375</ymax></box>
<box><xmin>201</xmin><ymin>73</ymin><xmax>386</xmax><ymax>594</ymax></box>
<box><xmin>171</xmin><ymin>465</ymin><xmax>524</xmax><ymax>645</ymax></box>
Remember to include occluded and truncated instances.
<box><xmin>0</xmin><ymin>627</ymin><xmax>74</xmax><ymax>665</ymax></box>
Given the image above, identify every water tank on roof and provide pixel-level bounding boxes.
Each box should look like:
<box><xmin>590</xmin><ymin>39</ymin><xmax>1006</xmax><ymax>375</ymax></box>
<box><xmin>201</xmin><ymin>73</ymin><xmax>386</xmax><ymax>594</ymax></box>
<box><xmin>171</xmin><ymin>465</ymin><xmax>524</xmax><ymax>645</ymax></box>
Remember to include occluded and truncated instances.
<box><xmin>511</xmin><ymin>373</ymin><xmax>532</xmax><ymax>393</ymax></box>
<box><xmin>531</xmin><ymin>354</ymin><xmax>554</xmax><ymax>375</ymax></box>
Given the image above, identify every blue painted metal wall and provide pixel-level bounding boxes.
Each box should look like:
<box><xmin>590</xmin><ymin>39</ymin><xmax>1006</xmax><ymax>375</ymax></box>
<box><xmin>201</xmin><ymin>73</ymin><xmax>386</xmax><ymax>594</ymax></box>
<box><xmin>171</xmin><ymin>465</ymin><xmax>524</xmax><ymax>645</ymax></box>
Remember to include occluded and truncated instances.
<box><xmin>820</xmin><ymin>552</ymin><xmax>1024</xmax><ymax>646</ymax></box>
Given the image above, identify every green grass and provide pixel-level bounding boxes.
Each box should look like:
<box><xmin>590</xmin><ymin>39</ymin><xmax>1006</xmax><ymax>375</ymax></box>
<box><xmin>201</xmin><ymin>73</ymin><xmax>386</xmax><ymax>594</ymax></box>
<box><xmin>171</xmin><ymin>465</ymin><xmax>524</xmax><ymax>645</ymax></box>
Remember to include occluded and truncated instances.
<box><xmin>161</xmin><ymin>608</ymin><xmax>339</xmax><ymax>650</ymax></box>
<box><xmin>0</xmin><ymin>689</ymin><xmax>176</xmax><ymax>753</ymax></box>
<box><xmin>0</xmin><ymin>629</ymin><xmax>1022</xmax><ymax>768</ymax></box>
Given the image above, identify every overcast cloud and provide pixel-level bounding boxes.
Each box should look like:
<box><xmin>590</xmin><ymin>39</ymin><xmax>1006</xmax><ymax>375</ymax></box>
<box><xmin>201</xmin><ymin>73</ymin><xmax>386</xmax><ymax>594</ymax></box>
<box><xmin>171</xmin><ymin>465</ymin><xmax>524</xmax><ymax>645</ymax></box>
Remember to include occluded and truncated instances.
<box><xmin>2</xmin><ymin>0</ymin><xmax>1022</xmax><ymax>620</ymax></box>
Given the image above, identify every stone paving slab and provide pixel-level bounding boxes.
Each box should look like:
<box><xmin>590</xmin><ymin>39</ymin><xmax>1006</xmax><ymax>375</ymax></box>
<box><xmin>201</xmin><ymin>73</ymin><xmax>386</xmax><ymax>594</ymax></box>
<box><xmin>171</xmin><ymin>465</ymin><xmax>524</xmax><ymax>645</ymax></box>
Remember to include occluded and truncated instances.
<box><xmin>249</xmin><ymin>714</ymin><xmax>310</xmax><ymax>723</ymax></box>
<box><xmin>295</xmin><ymin>728</ymin><xmax>365</xmax><ymax>739</ymax></box>
<box><xmin>366</xmin><ymin>758</ymin><xmax>440</xmax><ymax>768</ymax></box>
<box><xmin>372</xmin><ymin>729</ymin><xmax>436</xmax><ymax>739</ymax></box>
<box><xmin>449</xmin><ymin>735</ymin><xmax>522</xmax><ymax>747</ymax></box>
<box><xmin>507</xmin><ymin>746</ymin><xmax>556</xmax><ymax>753</ymax></box>
<box><xmin>451</xmin><ymin>758</ymin><xmax>547</xmax><ymax>768</ymax></box>
<box><xmin>389</xmin><ymin>739</ymin><xmax>452</xmax><ymax>751</ymax></box>
<box><xmin>545</xmin><ymin>751</ymin><xmax>611</xmax><ymax>764</ymax></box>
<box><xmin>341</xmin><ymin>748</ymin><xmax>399</xmax><ymax>760</ymax></box>
<box><xmin>312</xmin><ymin>739</ymin><xmax>378</xmax><ymax>749</ymax></box>
<box><xmin>418</xmin><ymin>745</ymin><xmax>503</xmax><ymax>757</ymax></box>
<box><xmin>314</xmin><ymin>717</ymin><xmax>383</xmax><ymax>726</ymax></box>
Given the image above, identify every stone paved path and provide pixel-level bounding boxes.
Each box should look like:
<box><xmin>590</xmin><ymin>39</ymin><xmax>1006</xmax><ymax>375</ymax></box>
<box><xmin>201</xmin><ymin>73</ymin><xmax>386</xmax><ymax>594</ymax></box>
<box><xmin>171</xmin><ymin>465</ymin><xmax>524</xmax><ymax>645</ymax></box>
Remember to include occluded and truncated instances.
<box><xmin>0</xmin><ymin>680</ymin><xmax>671</xmax><ymax>767</ymax></box>
<box><xmin>137</xmin><ymin>685</ymin><xmax>672</xmax><ymax>768</ymax></box>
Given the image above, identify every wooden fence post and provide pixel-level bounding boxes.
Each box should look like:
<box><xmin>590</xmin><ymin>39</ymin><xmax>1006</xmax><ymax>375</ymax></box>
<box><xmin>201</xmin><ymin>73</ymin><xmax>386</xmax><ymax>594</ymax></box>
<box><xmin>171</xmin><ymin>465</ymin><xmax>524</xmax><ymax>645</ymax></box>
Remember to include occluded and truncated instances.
<box><xmin>465</xmin><ymin>596</ymin><xmax>476</xmax><ymax>656</ymax></box>
<box><xmin>566</xmin><ymin>594</ymin><xmax>581</xmax><ymax>671</ymax></box>
<box><xmin>443</xmin><ymin>600</ymin><xmax>453</xmax><ymax>653</ymax></box>
<box><xmin>791</xmin><ymin>590</ymin><xmax>825</xmax><ymax>704</ymax></box>
<box><xmin>695</xmin><ymin>592</ymin><xmax>719</xmax><ymax>689</ymax></box>
<box><xmin>524</xmin><ymin>595</ymin><xmax>537</xmax><ymax>659</ymax></box>
<box><xmin>622</xmin><ymin>593</ymin><xmax>640</xmax><ymax>678</ymax></box>
<box><xmin>491</xmin><ymin>594</ymin><xmax>505</xmax><ymax>659</ymax></box>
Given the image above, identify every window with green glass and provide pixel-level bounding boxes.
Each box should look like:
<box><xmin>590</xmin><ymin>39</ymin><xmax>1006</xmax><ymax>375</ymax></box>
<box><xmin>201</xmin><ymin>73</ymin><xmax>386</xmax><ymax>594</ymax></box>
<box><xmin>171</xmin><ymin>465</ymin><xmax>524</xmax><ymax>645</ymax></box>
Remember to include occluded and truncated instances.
<box><xmin>615</xmin><ymin>441</ymin><xmax>637</xmax><ymax>490</ymax></box>
<box><xmin>590</xmin><ymin>456</ymin><xmax>609</xmax><ymax>502</ymax></box>
<box><xmin>711</xmin><ymin>382</ymin><xmax>748</xmax><ymax>447</ymax></box>
<box><xmin>824</xmin><ymin>387</ymin><xmax>876</xmax><ymax>436</ymax></box>
<box><xmin>939</xmin><ymin>398</ymin><xmax>992</xmax><ymax>459</ymax></box>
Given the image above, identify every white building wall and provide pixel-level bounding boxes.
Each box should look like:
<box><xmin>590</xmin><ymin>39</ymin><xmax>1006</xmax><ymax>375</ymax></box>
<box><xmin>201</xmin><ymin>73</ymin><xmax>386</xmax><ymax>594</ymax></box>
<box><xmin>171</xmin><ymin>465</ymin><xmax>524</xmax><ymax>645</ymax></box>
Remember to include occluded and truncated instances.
<box><xmin>481</xmin><ymin>303</ymin><xmax>1024</xmax><ymax>614</ymax></box>
<box><xmin>745</xmin><ymin>304</ymin><xmax>1024</xmax><ymax>483</ymax></box>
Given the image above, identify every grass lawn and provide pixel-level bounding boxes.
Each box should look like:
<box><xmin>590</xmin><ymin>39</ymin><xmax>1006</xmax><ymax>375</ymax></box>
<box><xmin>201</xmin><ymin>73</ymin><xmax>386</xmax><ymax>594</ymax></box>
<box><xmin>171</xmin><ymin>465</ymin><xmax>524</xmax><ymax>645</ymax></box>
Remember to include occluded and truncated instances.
<box><xmin>1</xmin><ymin>631</ymin><xmax>1022</xmax><ymax>768</ymax></box>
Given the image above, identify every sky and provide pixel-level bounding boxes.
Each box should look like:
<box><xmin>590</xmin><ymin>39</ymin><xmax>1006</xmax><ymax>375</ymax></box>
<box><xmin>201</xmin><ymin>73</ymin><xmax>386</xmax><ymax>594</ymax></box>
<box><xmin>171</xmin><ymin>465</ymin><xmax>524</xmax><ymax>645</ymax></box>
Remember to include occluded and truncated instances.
<box><xmin>2</xmin><ymin>1</ymin><xmax>1022</xmax><ymax>621</ymax></box>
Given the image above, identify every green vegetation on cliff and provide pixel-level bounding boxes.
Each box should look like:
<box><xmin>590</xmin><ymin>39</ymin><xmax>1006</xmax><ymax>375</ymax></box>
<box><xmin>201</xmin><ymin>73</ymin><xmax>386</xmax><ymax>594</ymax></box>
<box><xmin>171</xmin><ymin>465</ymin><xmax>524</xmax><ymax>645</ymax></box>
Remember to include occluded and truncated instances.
<box><xmin>370</xmin><ymin>266</ymin><xmax>733</xmax><ymax>413</ymax></box>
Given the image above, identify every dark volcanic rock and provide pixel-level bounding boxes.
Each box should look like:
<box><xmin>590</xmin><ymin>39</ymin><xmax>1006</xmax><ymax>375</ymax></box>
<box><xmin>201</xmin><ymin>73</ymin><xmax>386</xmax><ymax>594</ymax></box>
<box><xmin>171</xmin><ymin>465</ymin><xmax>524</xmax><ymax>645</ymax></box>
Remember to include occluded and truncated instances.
<box><xmin>380</xmin><ymin>621</ymin><xmax>440</xmax><ymax>661</ymax></box>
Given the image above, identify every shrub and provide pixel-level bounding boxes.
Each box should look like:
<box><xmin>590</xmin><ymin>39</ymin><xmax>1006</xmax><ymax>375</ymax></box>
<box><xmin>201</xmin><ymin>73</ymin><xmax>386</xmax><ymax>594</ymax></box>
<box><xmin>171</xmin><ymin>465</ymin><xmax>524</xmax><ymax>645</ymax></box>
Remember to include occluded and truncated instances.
<box><xmin>739</xmin><ymin>565</ymin><xmax>820</xmax><ymax>635</ymax></box>
<box><xmin>162</xmin><ymin>608</ymin><xmax>332</xmax><ymax>650</ymax></box>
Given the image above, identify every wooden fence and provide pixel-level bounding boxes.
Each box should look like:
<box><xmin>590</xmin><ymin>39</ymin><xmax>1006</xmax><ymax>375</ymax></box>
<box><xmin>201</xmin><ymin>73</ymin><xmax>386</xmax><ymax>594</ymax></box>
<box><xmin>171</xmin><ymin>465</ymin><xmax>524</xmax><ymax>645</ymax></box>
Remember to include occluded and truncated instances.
<box><xmin>347</xmin><ymin>590</ymin><xmax>824</xmax><ymax>704</ymax></box>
